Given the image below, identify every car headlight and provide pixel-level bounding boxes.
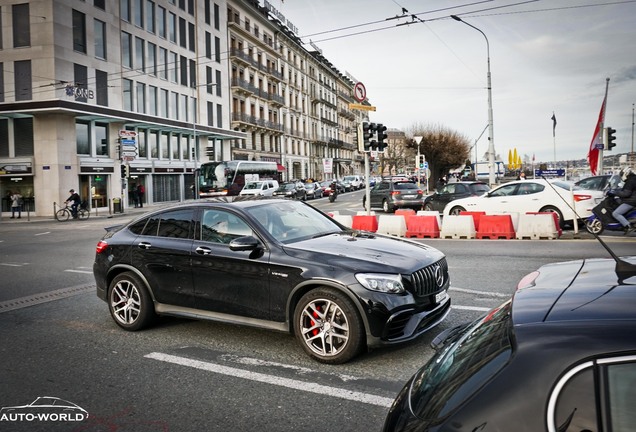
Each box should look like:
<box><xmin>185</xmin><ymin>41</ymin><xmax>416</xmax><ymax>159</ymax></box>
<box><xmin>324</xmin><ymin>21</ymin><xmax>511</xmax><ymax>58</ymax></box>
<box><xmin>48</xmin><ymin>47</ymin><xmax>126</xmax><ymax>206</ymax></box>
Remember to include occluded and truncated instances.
<box><xmin>355</xmin><ymin>273</ymin><xmax>405</xmax><ymax>294</ymax></box>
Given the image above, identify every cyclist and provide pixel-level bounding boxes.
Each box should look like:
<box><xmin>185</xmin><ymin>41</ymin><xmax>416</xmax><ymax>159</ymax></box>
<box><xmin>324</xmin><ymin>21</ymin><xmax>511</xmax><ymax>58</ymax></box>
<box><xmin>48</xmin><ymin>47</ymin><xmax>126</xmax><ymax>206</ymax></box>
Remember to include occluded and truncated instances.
<box><xmin>609</xmin><ymin>167</ymin><xmax>636</xmax><ymax>235</ymax></box>
<box><xmin>65</xmin><ymin>189</ymin><xmax>81</xmax><ymax>219</ymax></box>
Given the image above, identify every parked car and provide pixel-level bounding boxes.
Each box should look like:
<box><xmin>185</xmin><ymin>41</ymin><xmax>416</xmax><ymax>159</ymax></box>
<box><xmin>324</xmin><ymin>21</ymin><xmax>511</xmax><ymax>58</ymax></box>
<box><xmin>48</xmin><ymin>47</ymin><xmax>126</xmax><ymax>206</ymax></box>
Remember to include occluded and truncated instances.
<box><xmin>442</xmin><ymin>179</ymin><xmax>603</xmax><ymax>227</ymax></box>
<box><xmin>238</xmin><ymin>179</ymin><xmax>279</xmax><ymax>197</ymax></box>
<box><xmin>272</xmin><ymin>181</ymin><xmax>306</xmax><ymax>200</ymax></box>
<box><xmin>93</xmin><ymin>199</ymin><xmax>451</xmax><ymax>364</ymax></box>
<box><xmin>423</xmin><ymin>181</ymin><xmax>490</xmax><ymax>212</ymax></box>
<box><xmin>303</xmin><ymin>182</ymin><xmax>323</xmax><ymax>199</ymax></box>
<box><xmin>342</xmin><ymin>175</ymin><xmax>363</xmax><ymax>190</ymax></box>
<box><xmin>363</xmin><ymin>179</ymin><xmax>424</xmax><ymax>213</ymax></box>
<box><xmin>383</xmin><ymin>254</ymin><xmax>636</xmax><ymax>431</ymax></box>
<box><xmin>574</xmin><ymin>174</ymin><xmax>612</xmax><ymax>191</ymax></box>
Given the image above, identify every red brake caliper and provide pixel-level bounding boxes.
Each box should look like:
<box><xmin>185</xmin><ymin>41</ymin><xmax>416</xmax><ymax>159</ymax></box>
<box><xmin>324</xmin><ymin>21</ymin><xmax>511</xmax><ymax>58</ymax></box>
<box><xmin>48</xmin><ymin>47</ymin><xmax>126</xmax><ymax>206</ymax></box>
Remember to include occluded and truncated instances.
<box><xmin>311</xmin><ymin>305</ymin><xmax>321</xmax><ymax>336</ymax></box>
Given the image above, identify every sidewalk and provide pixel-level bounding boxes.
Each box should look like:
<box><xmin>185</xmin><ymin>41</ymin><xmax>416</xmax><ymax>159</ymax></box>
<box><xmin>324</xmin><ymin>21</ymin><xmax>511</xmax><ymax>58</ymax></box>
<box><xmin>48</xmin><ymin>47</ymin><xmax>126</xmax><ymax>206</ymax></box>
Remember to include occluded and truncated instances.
<box><xmin>0</xmin><ymin>204</ymin><xmax>156</xmax><ymax>224</ymax></box>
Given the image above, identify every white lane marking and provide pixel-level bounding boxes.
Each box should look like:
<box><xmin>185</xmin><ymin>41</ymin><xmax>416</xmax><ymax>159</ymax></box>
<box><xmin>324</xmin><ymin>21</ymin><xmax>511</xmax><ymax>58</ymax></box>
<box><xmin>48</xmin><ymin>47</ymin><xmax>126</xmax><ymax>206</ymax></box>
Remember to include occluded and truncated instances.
<box><xmin>145</xmin><ymin>352</ymin><xmax>394</xmax><ymax>408</ymax></box>
<box><xmin>64</xmin><ymin>269</ymin><xmax>93</xmax><ymax>274</ymax></box>
<box><xmin>450</xmin><ymin>286</ymin><xmax>510</xmax><ymax>298</ymax></box>
<box><xmin>35</xmin><ymin>232</ymin><xmax>51</xmax><ymax>236</ymax></box>
<box><xmin>452</xmin><ymin>305</ymin><xmax>491</xmax><ymax>312</ymax></box>
<box><xmin>0</xmin><ymin>263</ymin><xmax>27</xmax><ymax>267</ymax></box>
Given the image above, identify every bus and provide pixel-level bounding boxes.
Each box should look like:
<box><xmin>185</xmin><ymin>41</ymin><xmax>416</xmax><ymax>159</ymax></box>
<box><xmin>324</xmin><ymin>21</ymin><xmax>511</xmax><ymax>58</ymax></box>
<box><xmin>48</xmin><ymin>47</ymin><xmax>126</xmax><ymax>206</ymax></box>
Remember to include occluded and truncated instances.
<box><xmin>197</xmin><ymin>161</ymin><xmax>279</xmax><ymax>197</ymax></box>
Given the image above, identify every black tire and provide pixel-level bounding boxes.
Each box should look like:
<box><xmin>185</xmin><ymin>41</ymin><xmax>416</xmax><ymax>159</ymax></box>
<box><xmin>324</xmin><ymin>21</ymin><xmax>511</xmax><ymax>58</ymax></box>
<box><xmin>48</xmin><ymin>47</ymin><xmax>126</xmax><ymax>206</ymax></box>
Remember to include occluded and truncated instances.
<box><xmin>382</xmin><ymin>199</ymin><xmax>394</xmax><ymax>213</ymax></box>
<box><xmin>108</xmin><ymin>272</ymin><xmax>155</xmax><ymax>331</ymax></box>
<box><xmin>294</xmin><ymin>287</ymin><xmax>365</xmax><ymax>364</ymax></box>
<box><xmin>540</xmin><ymin>206</ymin><xmax>565</xmax><ymax>229</ymax></box>
<box><xmin>78</xmin><ymin>208</ymin><xmax>90</xmax><ymax>220</ymax></box>
<box><xmin>424</xmin><ymin>203</ymin><xmax>434</xmax><ymax>211</ymax></box>
<box><xmin>55</xmin><ymin>209</ymin><xmax>70</xmax><ymax>222</ymax></box>
<box><xmin>585</xmin><ymin>218</ymin><xmax>604</xmax><ymax>235</ymax></box>
<box><xmin>448</xmin><ymin>205</ymin><xmax>465</xmax><ymax>216</ymax></box>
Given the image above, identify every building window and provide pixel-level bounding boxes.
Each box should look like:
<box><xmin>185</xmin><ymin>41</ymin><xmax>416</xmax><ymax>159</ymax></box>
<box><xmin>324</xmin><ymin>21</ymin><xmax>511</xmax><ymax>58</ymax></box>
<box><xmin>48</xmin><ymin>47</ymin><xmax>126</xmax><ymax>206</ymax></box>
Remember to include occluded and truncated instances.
<box><xmin>94</xmin><ymin>19</ymin><xmax>106</xmax><ymax>59</ymax></box>
<box><xmin>121</xmin><ymin>0</ymin><xmax>130</xmax><ymax>22</ymax></box>
<box><xmin>14</xmin><ymin>60</ymin><xmax>32</xmax><ymax>101</ymax></box>
<box><xmin>187</xmin><ymin>0</ymin><xmax>194</xmax><ymax>15</ymax></box>
<box><xmin>148</xmin><ymin>43</ymin><xmax>156</xmax><ymax>75</ymax></box>
<box><xmin>214</xmin><ymin>3</ymin><xmax>219</xmax><ymax>30</ymax></box>
<box><xmin>134</xmin><ymin>0</ymin><xmax>143</xmax><ymax>28</ymax></box>
<box><xmin>96</xmin><ymin>69</ymin><xmax>108</xmax><ymax>106</ymax></box>
<box><xmin>12</xmin><ymin>3</ymin><xmax>30</xmax><ymax>48</ymax></box>
<box><xmin>96</xmin><ymin>123</ymin><xmax>108</xmax><ymax>156</ymax></box>
<box><xmin>14</xmin><ymin>118</ymin><xmax>34</xmax><ymax>156</ymax></box>
<box><xmin>158</xmin><ymin>6</ymin><xmax>166</xmax><ymax>38</ymax></box>
<box><xmin>216</xmin><ymin>104</ymin><xmax>222</xmax><ymax>128</ymax></box>
<box><xmin>150</xmin><ymin>130</ymin><xmax>159</xmax><ymax>159</ymax></box>
<box><xmin>121</xmin><ymin>32</ymin><xmax>132</xmax><ymax>68</ymax></box>
<box><xmin>161</xmin><ymin>132</ymin><xmax>169</xmax><ymax>158</ymax></box>
<box><xmin>72</xmin><ymin>10</ymin><xmax>87</xmax><ymax>53</ymax></box>
<box><xmin>135</xmin><ymin>37</ymin><xmax>145</xmax><ymax>72</ymax></box>
<box><xmin>215</xmin><ymin>70</ymin><xmax>222</xmax><ymax>97</ymax></box>
<box><xmin>205</xmin><ymin>32</ymin><xmax>212</xmax><ymax>59</ymax></box>
<box><xmin>214</xmin><ymin>36</ymin><xmax>220</xmax><ymax>63</ymax></box>
<box><xmin>137</xmin><ymin>129</ymin><xmax>147</xmax><ymax>159</ymax></box>
<box><xmin>0</xmin><ymin>119</ymin><xmax>8</xmax><ymax>157</ymax></box>
<box><xmin>188</xmin><ymin>22</ymin><xmax>195</xmax><ymax>52</ymax></box>
<box><xmin>189</xmin><ymin>59</ymin><xmax>196</xmax><ymax>88</ymax></box>
<box><xmin>148</xmin><ymin>85</ymin><xmax>157</xmax><ymax>116</ymax></box>
<box><xmin>123</xmin><ymin>79</ymin><xmax>133</xmax><ymax>111</ymax></box>
<box><xmin>159</xmin><ymin>47</ymin><xmax>167</xmax><ymax>79</ymax></box>
<box><xmin>207</xmin><ymin>102</ymin><xmax>213</xmax><ymax>126</ymax></box>
<box><xmin>136</xmin><ymin>82</ymin><xmax>146</xmax><ymax>113</ymax></box>
<box><xmin>73</xmin><ymin>63</ymin><xmax>88</xmax><ymax>102</ymax></box>
<box><xmin>172</xmin><ymin>134</ymin><xmax>179</xmax><ymax>159</ymax></box>
<box><xmin>160</xmin><ymin>88</ymin><xmax>168</xmax><ymax>117</ymax></box>
<box><xmin>168</xmin><ymin>12</ymin><xmax>176</xmax><ymax>43</ymax></box>
<box><xmin>180</xmin><ymin>55</ymin><xmax>188</xmax><ymax>86</ymax></box>
<box><xmin>179</xmin><ymin>17</ymin><xmax>187</xmax><ymax>48</ymax></box>
<box><xmin>204</xmin><ymin>0</ymin><xmax>211</xmax><ymax>24</ymax></box>
<box><xmin>180</xmin><ymin>94</ymin><xmax>187</xmax><ymax>121</ymax></box>
<box><xmin>146</xmin><ymin>0</ymin><xmax>155</xmax><ymax>33</ymax></box>
<box><xmin>76</xmin><ymin>121</ymin><xmax>90</xmax><ymax>155</ymax></box>
<box><xmin>206</xmin><ymin>67</ymin><xmax>212</xmax><ymax>94</ymax></box>
<box><xmin>94</xmin><ymin>0</ymin><xmax>106</xmax><ymax>10</ymax></box>
<box><xmin>0</xmin><ymin>63</ymin><xmax>4</xmax><ymax>102</ymax></box>
<box><xmin>170</xmin><ymin>91</ymin><xmax>178</xmax><ymax>120</ymax></box>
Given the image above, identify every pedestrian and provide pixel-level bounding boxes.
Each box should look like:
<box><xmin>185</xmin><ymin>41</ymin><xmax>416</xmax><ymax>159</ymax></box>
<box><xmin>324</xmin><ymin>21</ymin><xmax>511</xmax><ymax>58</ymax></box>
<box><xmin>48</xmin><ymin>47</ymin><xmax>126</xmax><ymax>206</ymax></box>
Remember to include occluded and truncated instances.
<box><xmin>136</xmin><ymin>183</ymin><xmax>145</xmax><ymax>208</ymax></box>
<box><xmin>131</xmin><ymin>183</ymin><xmax>139</xmax><ymax>208</ymax></box>
<box><xmin>10</xmin><ymin>191</ymin><xmax>22</xmax><ymax>219</ymax></box>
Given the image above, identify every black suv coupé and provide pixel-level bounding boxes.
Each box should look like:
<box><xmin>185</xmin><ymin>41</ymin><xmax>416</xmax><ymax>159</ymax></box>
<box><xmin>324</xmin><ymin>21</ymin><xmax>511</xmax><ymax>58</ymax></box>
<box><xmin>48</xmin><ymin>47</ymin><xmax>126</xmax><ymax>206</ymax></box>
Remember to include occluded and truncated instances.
<box><xmin>93</xmin><ymin>198</ymin><xmax>451</xmax><ymax>364</ymax></box>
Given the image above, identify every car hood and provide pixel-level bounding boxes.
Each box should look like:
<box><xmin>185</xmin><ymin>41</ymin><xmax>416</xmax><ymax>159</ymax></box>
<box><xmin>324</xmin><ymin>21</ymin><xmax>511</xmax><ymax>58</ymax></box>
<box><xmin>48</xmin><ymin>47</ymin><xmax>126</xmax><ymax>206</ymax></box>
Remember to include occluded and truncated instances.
<box><xmin>512</xmin><ymin>256</ymin><xmax>636</xmax><ymax>325</ymax></box>
<box><xmin>282</xmin><ymin>232</ymin><xmax>444</xmax><ymax>273</ymax></box>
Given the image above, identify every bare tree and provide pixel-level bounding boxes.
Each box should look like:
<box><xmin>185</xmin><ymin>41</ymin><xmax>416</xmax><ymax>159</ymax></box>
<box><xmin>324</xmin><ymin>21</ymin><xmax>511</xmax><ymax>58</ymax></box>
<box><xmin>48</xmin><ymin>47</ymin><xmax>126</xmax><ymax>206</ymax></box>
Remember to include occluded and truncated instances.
<box><xmin>404</xmin><ymin>123</ymin><xmax>471</xmax><ymax>185</ymax></box>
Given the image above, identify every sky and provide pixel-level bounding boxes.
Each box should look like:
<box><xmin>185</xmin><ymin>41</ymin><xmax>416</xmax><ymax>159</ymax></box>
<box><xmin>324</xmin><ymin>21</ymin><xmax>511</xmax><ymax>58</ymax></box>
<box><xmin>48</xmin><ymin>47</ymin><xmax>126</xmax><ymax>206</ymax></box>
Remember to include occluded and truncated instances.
<box><xmin>263</xmin><ymin>0</ymin><xmax>636</xmax><ymax>165</ymax></box>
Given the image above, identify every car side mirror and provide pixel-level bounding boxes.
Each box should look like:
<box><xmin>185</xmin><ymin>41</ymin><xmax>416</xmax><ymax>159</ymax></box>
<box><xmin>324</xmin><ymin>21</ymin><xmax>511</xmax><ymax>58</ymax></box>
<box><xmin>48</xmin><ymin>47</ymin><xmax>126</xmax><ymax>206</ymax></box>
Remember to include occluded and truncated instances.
<box><xmin>229</xmin><ymin>235</ymin><xmax>261</xmax><ymax>251</ymax></box>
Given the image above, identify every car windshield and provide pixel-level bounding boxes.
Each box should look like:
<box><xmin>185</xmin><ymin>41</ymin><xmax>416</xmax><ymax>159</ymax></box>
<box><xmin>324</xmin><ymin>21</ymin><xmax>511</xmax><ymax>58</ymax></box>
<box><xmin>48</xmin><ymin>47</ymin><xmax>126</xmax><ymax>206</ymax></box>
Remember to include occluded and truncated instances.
<box><xmin>552</xmin><ymin>181</ymin><xmax>582</xmax><ymax>191</ymax></box>
<box><xmin>409</xmin><ymin>301</ymin><xmax>513</xmax><ymax>421</ymax></box>
<box><xmin>471</xmin><ymin>184</ymin><xmax>490</xmax><ymax>194</ymax></box>
<box><xmin>278</xmin><ymin>184</ymin><xmax>295</xmax><ymax>191</ymax></box>
<box><xmin>245</xmin><ymin>201</ymin><xmax>343</xmax><ymax>243</ymax></box>
<box><xmin>243</xmin><ymin>182</ymin><xmax>262</xmax><ymax>190</ymax></box>
<box><xmin>395</xmin><ymin>183</ymin><xmax>418</xmax><ymax>190</ymax></box>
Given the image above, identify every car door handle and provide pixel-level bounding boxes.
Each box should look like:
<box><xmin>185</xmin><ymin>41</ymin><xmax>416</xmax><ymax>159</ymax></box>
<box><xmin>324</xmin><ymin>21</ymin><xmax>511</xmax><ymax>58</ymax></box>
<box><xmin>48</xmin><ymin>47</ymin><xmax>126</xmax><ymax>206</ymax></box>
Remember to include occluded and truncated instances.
<box><xmin>195</xmin><ymin>246</ymin><xmax>213</xmax><ymax>255</ymax></box>
<box><xmin>138</xmin><ymin>241</ymin><xmax>152</xmax><ymax>250</ymax></box>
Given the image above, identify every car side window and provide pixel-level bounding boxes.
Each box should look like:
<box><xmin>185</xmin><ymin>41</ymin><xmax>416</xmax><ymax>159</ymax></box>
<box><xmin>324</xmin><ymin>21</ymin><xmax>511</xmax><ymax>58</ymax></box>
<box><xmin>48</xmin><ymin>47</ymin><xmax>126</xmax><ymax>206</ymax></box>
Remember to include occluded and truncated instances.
<box><xmin>201</xmin><ymin>209</ymin><xmax>254</xmax><ymax>244</ymax></box>
<box><xmin>553</xmin><ymin>366</ymin><xmax>597</xmax><ymax>431</ymax></box>
<box><xmin>489</xmin><ymin>184</ymin><xmax>518</xmax><ymax>197</ymax></box>
<box><xmin>156</xmin><ymin>209</ymin><xmax>195</xmax><ymax>239</ymax></box>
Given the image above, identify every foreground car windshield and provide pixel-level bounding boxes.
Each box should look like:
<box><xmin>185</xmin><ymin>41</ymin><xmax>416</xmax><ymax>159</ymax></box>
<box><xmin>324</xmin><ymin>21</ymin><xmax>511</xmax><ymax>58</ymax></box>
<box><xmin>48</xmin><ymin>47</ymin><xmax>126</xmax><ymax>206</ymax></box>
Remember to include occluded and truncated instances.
<box><xmin>409</xmin><ymin>301</ymin><xmax>513</xmax><ymax>420</ymax></box>
<box><xmin>245</xmin><ymin>200</ymin><xmax>343</xmax><ymax>242</ymax></box>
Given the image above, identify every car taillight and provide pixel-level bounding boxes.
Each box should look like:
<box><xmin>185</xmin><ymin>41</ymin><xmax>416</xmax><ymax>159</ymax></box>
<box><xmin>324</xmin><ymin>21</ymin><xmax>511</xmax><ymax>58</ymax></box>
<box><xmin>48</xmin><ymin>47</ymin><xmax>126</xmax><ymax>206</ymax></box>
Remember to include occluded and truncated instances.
<box><xmin>96</xmin><ymin>240</ymin><xmax>109</xmax><ymax>254</ymax></box>
<box><xmin>391</xmin><ymin>191</ymin><xmax>400</xmax><ymax>196</ymax></box>
<box><xmin>573</xmin><ymin>194</ymin><xmax>592</xmax><ymax>202</ymax></box>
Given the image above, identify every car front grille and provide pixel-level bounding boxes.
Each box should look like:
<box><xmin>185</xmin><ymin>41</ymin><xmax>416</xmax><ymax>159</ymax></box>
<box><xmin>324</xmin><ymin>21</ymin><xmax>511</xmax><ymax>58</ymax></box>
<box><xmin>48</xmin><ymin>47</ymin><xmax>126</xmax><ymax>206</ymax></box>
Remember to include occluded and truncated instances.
<box><xmin>409</xmin><ymin>258</ymin><xmax>449</xmax><ymax>297</ymax></box>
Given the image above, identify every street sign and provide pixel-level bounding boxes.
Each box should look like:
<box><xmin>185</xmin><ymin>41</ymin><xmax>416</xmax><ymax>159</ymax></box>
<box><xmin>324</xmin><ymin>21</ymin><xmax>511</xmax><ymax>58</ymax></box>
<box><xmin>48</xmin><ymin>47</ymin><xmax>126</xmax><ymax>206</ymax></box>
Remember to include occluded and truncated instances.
<box><xmin>423</xmin><ymin>161</ymin><xmax>429</xmax><ymax>169</ymax></box>
<box><xmin>119</xmin><ymin>130</ymin><xmax>137</xmax><ymax>138</ymax></box>
<box><xmin>121</xmin><ymin>139</ymin><xmax>136</xmax><ymax>145</ymax></box>
<box><xmin>348</xmin><ymin>103</ymin><xmax>376</xmax><ymax>111</ymax></box>
<box><xmin>353</xmin><ymin>82</ymin><xmax>366</xmax><ymax>102</ymax></box>
<box><xmin>121</xmin><ymin>145</ymin><xmax>137</xmax><ymax>152</ymax></box>
<box><xmin>122</xmin><ymin>156</ymin><xmax>135</xmax><ymax>162</ymax></box>
<box><xmin>121</xmin><ymin>151</ymin><xmax>137</xmax><ymax>158</ymax></box>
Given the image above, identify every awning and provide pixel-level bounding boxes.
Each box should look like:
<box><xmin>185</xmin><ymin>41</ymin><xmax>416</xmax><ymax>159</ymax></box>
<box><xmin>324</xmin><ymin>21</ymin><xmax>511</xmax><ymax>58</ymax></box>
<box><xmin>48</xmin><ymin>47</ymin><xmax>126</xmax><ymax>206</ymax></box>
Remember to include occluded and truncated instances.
<box><xmin>277</xmin><ymin>164</ymin><xmax>286</xmax><ymax>172</ymax></box>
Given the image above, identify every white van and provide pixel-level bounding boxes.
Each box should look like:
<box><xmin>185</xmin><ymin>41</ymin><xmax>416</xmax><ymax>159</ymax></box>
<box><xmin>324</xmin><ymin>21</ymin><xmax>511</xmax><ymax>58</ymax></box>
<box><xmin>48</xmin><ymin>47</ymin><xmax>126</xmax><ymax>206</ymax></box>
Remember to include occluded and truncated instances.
<box><xmin>239</xmin><ymin>180</ymin><xmax>280</xmax><ymax>197</ymax></box>
<box><xmin>343</xmin><ymin>175</ymin><xmax>363</xmax><ymax>190</ymax></box>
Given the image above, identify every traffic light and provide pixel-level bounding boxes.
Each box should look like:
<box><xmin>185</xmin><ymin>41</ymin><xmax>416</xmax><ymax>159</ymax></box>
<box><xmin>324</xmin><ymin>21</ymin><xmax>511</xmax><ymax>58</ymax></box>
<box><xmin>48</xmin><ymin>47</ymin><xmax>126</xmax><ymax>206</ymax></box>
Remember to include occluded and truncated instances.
<box><xmin>606</xmin><ymin>127</ymin><xmax>617</xmax><ymax>150</ymax></box>
<box><xmin>363</xmin><ymin>122</ymin><xmax>376</xmax><ymax>151</ymax></box>
<box><xmin>418</xmin><ymin>155</ymin><xmax>425</xmax><ymax>169</ymax></box>
<box><xmin>120</xmin><ymin>164</ymin><xmax>129</xmax><ymax>178</ymax></box>
<box><xmin>376</xmin><ymin>124</ymin><xmax>388</xmax><ymax>152</ymax></box>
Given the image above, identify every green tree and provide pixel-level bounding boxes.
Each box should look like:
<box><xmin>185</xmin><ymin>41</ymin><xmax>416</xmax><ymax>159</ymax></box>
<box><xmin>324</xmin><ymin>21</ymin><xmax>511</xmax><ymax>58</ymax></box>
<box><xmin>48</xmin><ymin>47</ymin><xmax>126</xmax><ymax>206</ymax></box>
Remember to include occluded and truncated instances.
<box><xmin>405</xmin><ymin>123</ymin><xmax>471</xmax><ymax>185</ymax></box>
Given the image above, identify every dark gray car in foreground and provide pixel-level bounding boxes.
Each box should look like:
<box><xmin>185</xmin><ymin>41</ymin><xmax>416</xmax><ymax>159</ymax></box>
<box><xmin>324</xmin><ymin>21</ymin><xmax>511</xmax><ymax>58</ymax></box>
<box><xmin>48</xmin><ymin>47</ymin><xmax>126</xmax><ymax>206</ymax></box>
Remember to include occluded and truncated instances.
<box><xmin>93</xmin><ymin>198</ymin><xmax>451</xmax><ymax>364</ymax></box>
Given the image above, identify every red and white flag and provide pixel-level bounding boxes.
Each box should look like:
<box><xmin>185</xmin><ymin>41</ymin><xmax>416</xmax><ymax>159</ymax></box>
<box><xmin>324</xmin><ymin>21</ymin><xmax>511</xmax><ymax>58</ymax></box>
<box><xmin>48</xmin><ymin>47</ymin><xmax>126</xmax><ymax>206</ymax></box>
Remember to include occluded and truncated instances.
<box><xmin>587</xmin><ymin>80</ymin><xmax>609</xmax><ymax>175</ymax></box>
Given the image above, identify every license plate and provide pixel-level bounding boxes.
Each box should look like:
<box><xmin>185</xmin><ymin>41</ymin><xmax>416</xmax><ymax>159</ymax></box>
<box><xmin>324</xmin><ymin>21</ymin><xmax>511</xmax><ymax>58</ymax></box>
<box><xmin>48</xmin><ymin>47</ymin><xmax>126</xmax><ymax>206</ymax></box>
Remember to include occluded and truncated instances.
<box><xmin>402</xmin><ymin>194</ymin><xmax>415</xmax><ymax>198</ymax></box>
<box><xmin>435</xmin><ymin>291</ymin><xmax>447</xmax><ymax>304</ymax></box>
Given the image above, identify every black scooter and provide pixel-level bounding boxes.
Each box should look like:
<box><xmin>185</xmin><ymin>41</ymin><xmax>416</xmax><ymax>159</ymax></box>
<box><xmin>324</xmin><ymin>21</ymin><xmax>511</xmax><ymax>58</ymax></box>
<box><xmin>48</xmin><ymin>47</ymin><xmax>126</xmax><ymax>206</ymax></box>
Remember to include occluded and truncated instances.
<box><xmin>328</xmin><ymin>181</ymin><xmax>338</xmax><ymax>203</ymax></box>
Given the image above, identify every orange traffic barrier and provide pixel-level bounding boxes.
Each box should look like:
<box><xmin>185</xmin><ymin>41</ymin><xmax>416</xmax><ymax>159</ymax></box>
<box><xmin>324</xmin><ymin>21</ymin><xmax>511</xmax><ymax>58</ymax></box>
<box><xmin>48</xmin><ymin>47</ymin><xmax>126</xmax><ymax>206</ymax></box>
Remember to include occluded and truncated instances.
<box><xmin>352</xmin><ymin>215</ymin><xmax>378</xmax><ymax>232</ymax></box>
<box><xmin>459</xmin><ymin>211</ymin><xmax>486</xmax><ymax>231</ymax></box>
<box><xmin>476</xmin><ymin>214</ymin><xmax>516</xmax><ymax>239</ymax></box>
<box><xmin>406</xmin><ymin>215</ymin><xmax>440</xmax><ymax>238</ymax></box>
<box><xmin>526</xmin><ymin>212</ymin><xmax>562</xmax><ymax>237</ymax></box>
<box><xmin>395</xmin><ymin>209</ymin><xmax>416</xmax><ymax>225</ymax></box>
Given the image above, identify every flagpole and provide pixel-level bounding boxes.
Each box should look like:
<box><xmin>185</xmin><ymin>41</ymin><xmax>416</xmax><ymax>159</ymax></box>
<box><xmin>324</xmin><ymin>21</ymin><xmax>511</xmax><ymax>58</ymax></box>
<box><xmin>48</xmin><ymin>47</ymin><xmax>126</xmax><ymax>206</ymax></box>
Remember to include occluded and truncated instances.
<box><xmin>587</xmin><ymin>78</ymin><xmax>610</xmax><ymax>175</ymax></box>
<box><xmin>598</xmin><ymin>78</ymin><xmax>610</xmax><ymax>174</ymax></box>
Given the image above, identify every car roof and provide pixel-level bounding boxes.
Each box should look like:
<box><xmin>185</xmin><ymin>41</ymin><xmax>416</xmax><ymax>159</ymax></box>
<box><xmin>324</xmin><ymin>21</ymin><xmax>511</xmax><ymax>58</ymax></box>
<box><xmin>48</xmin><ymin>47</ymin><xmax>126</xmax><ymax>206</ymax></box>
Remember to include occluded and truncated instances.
<box><xmin>512</xmin><ymin>257</ymin><xmax>636</xmax><ymax>325</ymax></box>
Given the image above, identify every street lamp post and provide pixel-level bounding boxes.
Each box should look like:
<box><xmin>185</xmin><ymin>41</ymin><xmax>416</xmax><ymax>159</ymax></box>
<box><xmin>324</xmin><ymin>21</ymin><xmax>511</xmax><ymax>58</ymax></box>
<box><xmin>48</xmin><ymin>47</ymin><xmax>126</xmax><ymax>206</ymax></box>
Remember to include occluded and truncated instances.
<box><xmin>451</xmin><ymin>15</ymin><xmax>496</xmax><ymax>187</ymax></box>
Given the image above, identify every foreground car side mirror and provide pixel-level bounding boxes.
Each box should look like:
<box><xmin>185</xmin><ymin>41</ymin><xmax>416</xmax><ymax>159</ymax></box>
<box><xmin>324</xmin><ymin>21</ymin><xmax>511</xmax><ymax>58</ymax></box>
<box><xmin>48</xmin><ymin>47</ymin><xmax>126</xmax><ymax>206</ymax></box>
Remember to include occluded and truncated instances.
<box><xmin>229</xmin><ymin>236</ymin><xmax>261</xmax><ymax>252</ymax></box>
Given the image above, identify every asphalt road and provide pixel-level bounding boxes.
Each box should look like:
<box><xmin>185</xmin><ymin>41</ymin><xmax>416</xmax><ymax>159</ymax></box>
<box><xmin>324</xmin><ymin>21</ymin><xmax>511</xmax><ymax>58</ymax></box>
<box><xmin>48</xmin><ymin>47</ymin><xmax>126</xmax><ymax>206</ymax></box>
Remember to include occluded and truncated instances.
<box><xmin>0</xmin><ymin>193</ymin><xmax>634</xmax><ymax>432</ymax></box>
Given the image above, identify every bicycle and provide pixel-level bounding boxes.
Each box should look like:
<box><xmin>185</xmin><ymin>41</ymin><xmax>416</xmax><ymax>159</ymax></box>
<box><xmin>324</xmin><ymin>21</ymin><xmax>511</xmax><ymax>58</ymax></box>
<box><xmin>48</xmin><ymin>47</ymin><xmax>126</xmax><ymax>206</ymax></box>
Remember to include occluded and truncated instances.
<box><xmin>55</xmin><ymin>202</ymin><xmax>90</xmax><ymax>222</ymax></box>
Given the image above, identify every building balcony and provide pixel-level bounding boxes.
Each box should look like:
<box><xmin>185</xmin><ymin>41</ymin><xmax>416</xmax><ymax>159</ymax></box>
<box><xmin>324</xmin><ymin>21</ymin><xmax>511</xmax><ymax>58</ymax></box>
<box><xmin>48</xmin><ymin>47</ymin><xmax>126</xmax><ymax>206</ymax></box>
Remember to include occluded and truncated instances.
<box><xmin>232</xmin><ymin>112</ymin><xmax>284</xmax><ymax>134</ymax></box>
<box><xmin>231</xmin><ymin>77</ymin><xmax>258</xmax><ymax>96</ymax></box>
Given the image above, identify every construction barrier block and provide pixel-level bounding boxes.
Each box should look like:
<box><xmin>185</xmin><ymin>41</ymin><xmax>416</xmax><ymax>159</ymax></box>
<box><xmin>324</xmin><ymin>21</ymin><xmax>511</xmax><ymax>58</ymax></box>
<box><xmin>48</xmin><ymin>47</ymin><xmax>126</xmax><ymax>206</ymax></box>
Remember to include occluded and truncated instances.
<box><xmin>406</xmin><ymin>215</ymin><xmax>440</xmax><ymax>238</ymax></box>
<box><xmin>395</xmin><ymin>209</ymin><xmax>416</xmax><ymax>226</ymax></box>
<box><xmin>459</xmin><ymin>211</ymin><xmax>486</xmax><ymax>231</ymax></box>
<box><xmin>377</xmin><ymin>214</ymin><xmax>407</xmax><ymax>237</ymax></box>
<box><xmin>417</xmin><ymin>211</ymin><xmax>442</xmax><ymax>230</ymax></box>
<box><xmin>476</xmin><ymin>214</ymin><xmax>516</xmax><ymax>239</ymax></box>
<box><xmin>332</xmin><ymin>214</ymin><xmax>352</xmax><ymax>228</ymax></box>
<box><xmin>440</xmin><ymin>215</ymin><xmax>476</xmax><ymax>239</ymax></box>
<box><xmin>516</xmin><ymin>213</ymin><xmax>559</xmax><ymax>240</ymax></box>
<box><xmin>526</xmin><ymin>212</ymin><xmax>562</xmax><ymax>237</ymax></box>
<box><xmin>352</xmin><ymin>215</ymin><xmax>378</xmax><ymax>232</ymax></box>
<box><xmin>356</xmin><ymin>210</ymin><xmax>376</xmax><ymax>216</ymax></box>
